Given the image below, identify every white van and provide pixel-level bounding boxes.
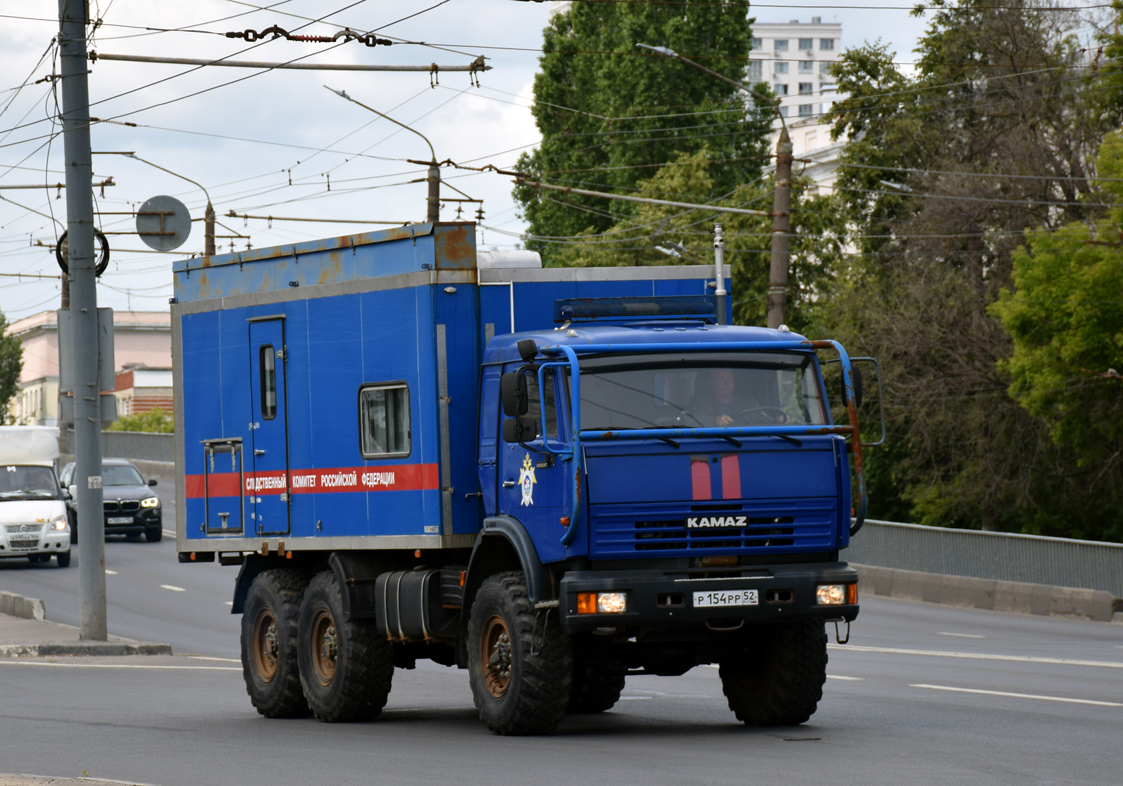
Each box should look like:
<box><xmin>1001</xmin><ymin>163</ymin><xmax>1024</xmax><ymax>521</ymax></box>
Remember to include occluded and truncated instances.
<box><xmin>0</xmin><ymin>426</ymin><xmax>72</xmax><ymax>567</ymax></box>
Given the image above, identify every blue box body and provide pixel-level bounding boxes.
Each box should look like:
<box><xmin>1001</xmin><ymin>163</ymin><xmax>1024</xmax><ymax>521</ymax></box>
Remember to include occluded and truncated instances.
<box><xmin>171</xmin><ymin>223</ymin><xmax>730</xmax><ymax>555</ymax></box>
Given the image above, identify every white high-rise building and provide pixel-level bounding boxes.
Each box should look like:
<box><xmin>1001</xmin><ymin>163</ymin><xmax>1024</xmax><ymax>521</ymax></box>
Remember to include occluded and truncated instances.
<box><xmin>747</xmin><ymin>17</ymin><xmax>841</xmax><ymax>125</ymax></box>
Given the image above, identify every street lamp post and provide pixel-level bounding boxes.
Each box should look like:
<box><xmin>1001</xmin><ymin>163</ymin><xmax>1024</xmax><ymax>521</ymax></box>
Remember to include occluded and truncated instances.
<box><xmin>637</xmin><ymin>43</ymin><xmax>792</xmax><ymax>329</ymax></box>
<box><xmin>325</xmin><ymin>86</ymin><xmax>441</xmax><ymax>223</ymax></box>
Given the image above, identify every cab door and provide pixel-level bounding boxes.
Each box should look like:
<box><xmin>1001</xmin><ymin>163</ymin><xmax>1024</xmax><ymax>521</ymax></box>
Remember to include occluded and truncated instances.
<box><xmin>248</xmin><ymin>318</ymin><xmax>290</xmax><ymax>536</ymax></box>
<box><xmin>497</xmin><ymin>365</ymin><xmax>567</xmax><ymax>562</ymax></box>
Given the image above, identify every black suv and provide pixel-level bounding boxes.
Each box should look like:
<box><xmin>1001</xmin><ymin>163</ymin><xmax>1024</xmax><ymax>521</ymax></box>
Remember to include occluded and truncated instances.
<box><xmin>59</xmin><ymin>458</ymin><xmax>163</xmax><ymax>543</ymax></box>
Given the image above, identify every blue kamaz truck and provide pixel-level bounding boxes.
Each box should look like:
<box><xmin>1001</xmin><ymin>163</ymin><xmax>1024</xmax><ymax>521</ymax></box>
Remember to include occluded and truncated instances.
<box><xmin>172</xmin><ymin>222</ymin><xmax>871</xmax><ymax>735</ymax></box>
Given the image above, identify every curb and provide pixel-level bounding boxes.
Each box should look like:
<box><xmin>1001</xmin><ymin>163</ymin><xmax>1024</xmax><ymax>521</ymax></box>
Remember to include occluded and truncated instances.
<box><xmin>0</xmin><ymin>641</ymin><xmax>172</xmax><ymax>658</ymax></box>
<box><xmin>854</xmin><ymin>564</ymin><xmax>1123</xmax><ymax>622</ymax></box>
<box><xmin>0</xmin><ymin>592</ymin><xmax>45</xmax><ymax>621</ymax></box>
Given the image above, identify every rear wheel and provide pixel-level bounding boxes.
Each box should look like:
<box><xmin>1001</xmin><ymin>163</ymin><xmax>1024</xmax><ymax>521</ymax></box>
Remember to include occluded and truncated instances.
<box><xmin>719</xmin><ymin>620</ymin><xmax>828</xmax><ymax>726</ymax></box>
<box><xmin>297</xmin><ymin>571</ymin><xmax>394</xmax><ymax>723</ymax></box>
<box><xmin>467</xmin><ymin>571</ymin><xmax>572</xmax><ymax>735</ymax></box>
<box><xmin>241</xmin><ymin>569</ymin><xmax>311</xmax><ymax>718</ymax></box>
<box><xmin>568</xmin><ymin>663</ymin><xmax>625</xmax><ymax>713</ymax></box>
<box><xmin>56</xmin><ymin>551</ymin><xmax>71</xmax><ymax>568</ymax></box>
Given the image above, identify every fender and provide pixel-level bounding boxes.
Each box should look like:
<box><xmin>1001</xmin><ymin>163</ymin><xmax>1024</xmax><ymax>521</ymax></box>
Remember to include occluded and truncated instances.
<box><xmin>463</xmin><ymin>515</ymin><xmax>553</xmax><ymax>610</ymax></box>
<box><xmin>329</xmin><ymin>551</ymin><xmax>382</xmax><ymax>622</ymax></box>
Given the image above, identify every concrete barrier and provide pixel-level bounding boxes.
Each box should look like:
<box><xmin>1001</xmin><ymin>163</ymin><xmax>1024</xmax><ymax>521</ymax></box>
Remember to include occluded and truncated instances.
<box><xmin>855</xmin><ymin>564</ymin><xmax>1121</xmax><ymax>622</ymax></box>
<box><xmin>0</xmin><ymin>591</ymin><xmax>46</xmax><ymax>621</ymax></box>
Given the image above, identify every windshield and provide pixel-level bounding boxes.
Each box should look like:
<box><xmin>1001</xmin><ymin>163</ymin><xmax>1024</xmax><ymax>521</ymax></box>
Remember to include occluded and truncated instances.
<box><xmin>576</xmin><ymin>352</ymin><xmax>828</xmax><ymax>430</ymax></box>
<box><xmin>104</xmin><ymin>465</ymin><xmax>145</xmax><ymax>486</ymax></box>
<box><xmin>0</xmin><ymin>465</ymin><xmax>61</xmax><ymax>499</ymax></box>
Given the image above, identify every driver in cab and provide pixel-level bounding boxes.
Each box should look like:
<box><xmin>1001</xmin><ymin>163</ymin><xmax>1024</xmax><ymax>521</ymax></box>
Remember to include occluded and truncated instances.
<box><xmin>691</xmin><ymin>368</ymin><xmax>790</xmax><ymax>426</ymax></box>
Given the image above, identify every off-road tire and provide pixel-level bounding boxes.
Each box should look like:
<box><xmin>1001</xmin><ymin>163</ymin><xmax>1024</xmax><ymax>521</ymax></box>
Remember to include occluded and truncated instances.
<box><xmin>56</xmin><ymin>551</ymin><xmax>71</xmax><ymax>568</ymax></box>
<box><xmin>297</xmin><ymin>571</ymin><xmax>394</xmax><ymax>723</ymax></box>
<box><xmin>568</xmin><ymin>663</ymin><xmax>625</xmax><ymax>713</ymax></box>
<box><xmin>241</xmin><ymin>569</ymin><xmax>312</xmax><ymax>718</ymax></box>
<box><xmin>145</xmin><ymin>524</ymin><xmax>163</xmax><ymax>542</ymax></box>
<box><xmin>467</xmin><ymin>571</ymin><xmax>572</xmax><ymax>735</ymax></box>
<box><xmin>719</xmin><ymin>620</ymin><xmax>828</xmax><ymax>726</ymax></box>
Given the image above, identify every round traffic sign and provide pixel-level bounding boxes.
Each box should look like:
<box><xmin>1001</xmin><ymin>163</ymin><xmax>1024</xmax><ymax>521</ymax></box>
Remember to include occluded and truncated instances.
<box><xmin>136</xmin><ymin>195</ymin><xmax>192</xmax><ymax>251</ymax></box>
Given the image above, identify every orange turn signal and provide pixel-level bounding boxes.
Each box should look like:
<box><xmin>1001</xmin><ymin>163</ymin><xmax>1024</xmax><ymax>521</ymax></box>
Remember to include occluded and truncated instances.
<box><xmin>848</xmin><ymin>583</ymin><xmax>858</xmax><ymax>605</ymax></box>
<box><xmin>576</xmin><ymin>592</ymin><xmax>597</xmax><ymax>614</ymax></box>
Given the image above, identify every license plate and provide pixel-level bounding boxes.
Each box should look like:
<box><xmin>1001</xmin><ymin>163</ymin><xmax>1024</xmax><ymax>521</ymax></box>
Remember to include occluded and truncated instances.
<box><xmin>693</xmin><ymin>589</ymin><xmax>759</xmax><ymax>608</ymax></box>
<box><xmin>107</xmin><ymin>516</ymin><xmax>133</xmax><ymax>524</ymax></box>
<box><xmin>10</xmin><ymin>537</ymin><xmax>38</xmax><ymax>545</ymax></box>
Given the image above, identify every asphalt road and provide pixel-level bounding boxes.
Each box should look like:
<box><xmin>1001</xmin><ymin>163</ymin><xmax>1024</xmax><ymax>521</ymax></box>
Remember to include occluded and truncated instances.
<box><xmin>3</xmin><ymin>481</ymin><xmax>1122</xmax><ymax>785</ymax></box>
<box><xmin>1</xmin><ymin>593</ymin><xmax>1121</xmax><ymax>784</ymax></box>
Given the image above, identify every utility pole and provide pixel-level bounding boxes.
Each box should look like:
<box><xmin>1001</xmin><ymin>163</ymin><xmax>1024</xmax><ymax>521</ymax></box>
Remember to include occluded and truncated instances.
<box><xmin>767</xmin><ymin>128</ymin><xmax>792</xmax><ymax>329</ymax></box>
<box><xmin>58</xmin><ymin>0</ymin><xmax>107</xmax><ymax>641</ymax></box>
<box><xmin>636</xmin><ymin>44</ymin><xmax>792</xmax><ymax>328</ymax></box>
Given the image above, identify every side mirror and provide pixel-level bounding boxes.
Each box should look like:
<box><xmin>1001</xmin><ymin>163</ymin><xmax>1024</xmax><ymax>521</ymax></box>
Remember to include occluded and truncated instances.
<box><xmin>841</xmin><ymin>364</ymin><xmax>864</xmax><ymax>409</ymax></box>
<box><xmin>68</xmin><ymin>484</ymin><xmax>78</xmax><ymax>503</ymax></box>
<box><xmin>517</xmin><ymin>339</ymin><xmax>538</xmax><ymax>362</ymax></box>
<box><xmin>502</xmin><ymin>415</ymin><xmax>539</xmax><ymax>443</ymax></box>
<box><xmin>147</xmin><ymin>478</ymin><xmax>158</xmax><ymax>487</ymax></box>
<box><xmin>501</xmin><ymin>371</ymin><xmax>528</xmax><ymax>417</ymax></box>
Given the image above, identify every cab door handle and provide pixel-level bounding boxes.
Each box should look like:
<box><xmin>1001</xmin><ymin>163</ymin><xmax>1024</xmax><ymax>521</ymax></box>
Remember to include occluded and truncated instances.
<box><xmin>502</xmin><ymin>481</ymin><xmax>516</xmax><ymax>488</ymax></box>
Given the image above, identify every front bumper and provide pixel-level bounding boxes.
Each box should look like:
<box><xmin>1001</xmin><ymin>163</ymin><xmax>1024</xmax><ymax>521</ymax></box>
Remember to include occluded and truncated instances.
<box><xmin>0</xmin><ymin>528</ymin><xmax>71</xmax><ymax>558</ymax></box>
<box><xmin>103</xmin><ymin>508</ymin><xmax>162</xmax><ymax>535</ymax></box>
<box><xmin>558</xmin><ymin>562</ymin><xmax>859</xmax><ymax>635</ymax></box>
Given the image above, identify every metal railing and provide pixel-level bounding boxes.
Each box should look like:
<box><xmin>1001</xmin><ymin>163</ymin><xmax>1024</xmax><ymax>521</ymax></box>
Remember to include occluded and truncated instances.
<box><xmin>845</xmin><ymin>519</ymin><xmax>1123</xmax><ymax>599</ymax></box>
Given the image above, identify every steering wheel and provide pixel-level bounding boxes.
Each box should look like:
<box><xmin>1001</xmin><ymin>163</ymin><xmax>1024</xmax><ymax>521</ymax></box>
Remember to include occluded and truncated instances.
<box><xmin>732</xmin><ymin>406</ymin><xmax>789</xmax><ymax>425</ymax></box>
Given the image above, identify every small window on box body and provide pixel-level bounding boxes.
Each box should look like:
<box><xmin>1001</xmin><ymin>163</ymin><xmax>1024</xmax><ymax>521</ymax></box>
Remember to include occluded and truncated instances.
<box><xmin>260</xmin><ymin>345</ymin><xmax>277</xmax><ymax>420</ymax></box>
<box><xmin>359</xmin><ymin>383</ymin><xmax>411</xmax><ymax>458</ymax></box>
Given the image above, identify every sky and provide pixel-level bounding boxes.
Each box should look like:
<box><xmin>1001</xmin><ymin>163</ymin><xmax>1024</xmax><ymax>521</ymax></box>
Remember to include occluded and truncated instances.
<box><xmin>0</xmin><ymin>1</ymin><xmax>971</xmax><ymax>322</ymax></box>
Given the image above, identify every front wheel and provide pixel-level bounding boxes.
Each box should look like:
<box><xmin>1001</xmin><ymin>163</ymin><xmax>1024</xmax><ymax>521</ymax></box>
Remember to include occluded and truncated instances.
<box><xmin>467</xmin><ymin>571</ymin><xmax>572</xmax><ymax>735</ymax></box>
<box><xmin>568</xmin><ymin>663</ymin><xmax>625</xmax><ymax>714</ymax></box>
<box><xmin>296</xmin><ymin>571</ymin><xmax>394</xmax><ymax>723</ymax></box>
<box><xmin>56</xmin><ymin>551</ymin><xmax>71</xmax><ymax>568</ymax></box>
<box><xmin>719</xmin><ymin>620</ymin><xmax>828</xmax><ymax>726</ymax></box>
<box><xmin>241</xmin><ymin>569</ymin><xmax>311</xmax><ymax>718</ymax></box>
<box><xmin>145</xmin><ymin>524</ymin><xmax>163</xmax><ymax>542</ymax></box>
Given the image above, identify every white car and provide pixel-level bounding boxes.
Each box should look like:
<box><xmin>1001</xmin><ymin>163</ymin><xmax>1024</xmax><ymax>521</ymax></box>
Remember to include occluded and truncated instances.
<box><xmin>0</xmin><ymin>463</ymin><xmax>72</xmax><ymax>567</ymax></box>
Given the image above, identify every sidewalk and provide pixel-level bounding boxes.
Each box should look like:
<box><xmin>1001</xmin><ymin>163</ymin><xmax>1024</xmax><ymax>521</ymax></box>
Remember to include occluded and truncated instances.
<box><xmin>0</xmin><ymin>604</ymin><xmax>172</xmax><ymax>658</ymax></box>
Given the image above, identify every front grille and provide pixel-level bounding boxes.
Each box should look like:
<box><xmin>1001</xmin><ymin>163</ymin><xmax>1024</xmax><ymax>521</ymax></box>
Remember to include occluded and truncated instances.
<box><xmin>9</xmin><ymin>538</ymin><xmax>41</xmax><ymax>550</ymax></box>
<box><xmin>5</xmin><ymin>523</ymin><xmax>43</xmax><ymax>534</ymax></box>
<box><xmin>104</xmin><ymin>500</ymin><xmax>119</xmax><ymax>513</ymax></box>
<box><xmin>105</xmin><ymin>500</ymin><xmax>142</xmax><ymax>513</ymax></box>
<box><xmin>592</xmin><ymin>501</ymin><xmax>838</xmax><ymax>558</ymax></box>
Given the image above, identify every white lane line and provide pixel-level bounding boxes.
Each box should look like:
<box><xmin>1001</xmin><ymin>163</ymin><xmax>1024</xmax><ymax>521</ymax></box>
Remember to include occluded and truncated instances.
<box><xmin>618</xmin><ymin>696</ymin><xmax>653</xmax><ymax>701</ymax></box>
<box><xmin>105</xmin><ymin>570</ymin><xmax>117</xmax><ymax>576</ymax></box>
<box><xmin>162</xmin><ymin>529</ymin><xmax>176</xmax><ymax>536</ymax></box>
<box><xmin>830</xmin><ymin>644</ymin><xmax>1123</xmax><ymax>670</ymax></box>
<box><xmin>938</xmin><ymin>632</ymin><xmax>985</xmax><ymax>639</ymax></box>
<box><xmin>827</xmin><ymin>675</ymin><xmax>864</xmax><ymax>681</ymax></box>
<box><xmin>225</xmin><ymin>601</ymin><xmax>234</xmax><ymax>606</ymax></box>
<box><xmin>160</xmin><ymin>584</ymin><xmax>186</xmax><ymax>592</ymax></box>
<box><xmin>912</xmin><ymin>683</ymin><xmax>1123</xmax><ymax>708</ymax></box>
<box><xmin>0</xmin><ymin>661</ymin><xmax>238</xmax><ymax>672</ymax></box>
<box><xmin>186</xmin><ymin>656</ymin><xmax>241</xmax><ymax>664</ymax></box>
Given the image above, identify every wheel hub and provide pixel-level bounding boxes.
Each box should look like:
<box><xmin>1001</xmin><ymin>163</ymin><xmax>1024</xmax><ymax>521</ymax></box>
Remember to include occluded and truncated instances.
<box><xmin>252</xmin><ymin>609</ymin><xmax>279</xmax><ymax>682</ymax></box>
<box><xmin>481</xmin><ymin>615</ymin><xmax>513</xmax><ymax>698</ymax></box>
<box><xmin>311</xmin><ymin>609</ymin><xmax>338</xmax><ymax>686</ymax></box>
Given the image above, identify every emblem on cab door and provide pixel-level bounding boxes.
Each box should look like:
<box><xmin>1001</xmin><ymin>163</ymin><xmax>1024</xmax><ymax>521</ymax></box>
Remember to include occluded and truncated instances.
<box><xmin>519</xmin><ymin>453</ymin><xmax>537</xmax><ymax>506</ymax></box>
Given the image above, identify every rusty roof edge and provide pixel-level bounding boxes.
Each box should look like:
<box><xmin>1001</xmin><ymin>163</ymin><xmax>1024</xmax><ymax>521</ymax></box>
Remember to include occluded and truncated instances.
<box><xmin>172</xmin><ymin>221</ymin><xmax>454</xmax><ymax>274</ymax></box>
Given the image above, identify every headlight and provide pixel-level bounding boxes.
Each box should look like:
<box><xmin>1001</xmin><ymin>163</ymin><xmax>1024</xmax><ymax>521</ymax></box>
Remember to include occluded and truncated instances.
<box><xmin>576</xmin><ymin>592</ymin><xmax>628</xmax><ymax>614</ymax></box>
<box><xmin>816</xmin><ymin>584</ymin><xmax>857</xmax><ymax>605</ymax></box>
<box><xmin>51</xmin><ymin>515</ymin><xmax>69</xmax><ymax>531</ymax></box>
<box><xmin>141</xmin><ymin>496</ymin><xmax>160</xmax><ymax>508</ymax></box>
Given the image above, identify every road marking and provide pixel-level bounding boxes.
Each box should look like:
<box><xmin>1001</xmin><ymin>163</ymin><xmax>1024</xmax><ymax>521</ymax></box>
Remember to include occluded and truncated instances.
<box><xmin>162</xmin><ymin>529</ymin><xmax>176</xmax><ymax>536</ymax></box>
<box><xmin>938</xmin><ymin>632</ymin><xmax>984</xmax><ymax>639</ymax></box>
<box><xmin>105</xmin><ymin>570</ymin><xmax>117</xmax><ymax>576</ymax></box>
<box><xmin>0</xmin><ymin>661</ymin><xmax>238</xmax><ymax>672</ymax></box>
<box><xmin>225</xmin><ymin>601</ymin><xmax>234</xmax><ymax>606</ymax></box>
<box><xmin>912</xmin><ymin>683</ymin><xmax>1123</xmax><ymax>708</ymax></box>
<box><xmin>830</xmin><ymin>644</ymin><xmax>1123</xmax><ymax>670</ymax></box>
<box><xmin>827</xmin><ymin>675</ymin><xmax>863</xmax><ymax>681</ymax></box>
<box><xmin>618</xmin><ymin>696</ymin><xmax>653</xmax><ymax>701</ymax></box>
<box><xmin>186</xmin><ymin>656</ymin><xmax>240</xmax><ymax>664</ymax></box>
<box><xmin>160</xmin><ymin>584</ymin><xmax>186</xmax><ymax>592</ymax></box>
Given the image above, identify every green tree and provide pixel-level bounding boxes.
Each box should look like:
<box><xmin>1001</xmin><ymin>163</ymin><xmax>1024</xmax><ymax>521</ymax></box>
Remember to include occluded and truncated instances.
<box><xmin>816</xmin><ymin>0</ymin><xmax>1119</xmax><ymax>535</ymax></box>
<box><xmin>0</xmin><ymin>310</ymin><xmax>23</xmax><ymax>423</ymax></box>
<box><xmin>107</xmin><ymin>407</ymin><xmax>174</xmax><ymax>434</ymax></box>
<box><xmin>514</xmin><ymin>2</ymin><xmax>773</xmax><ymax>255</ymax></box>
<box><xmin>992</xmin><ymin>131</ymin><xmax>1123</xmax><ymax>472</ymax></box>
